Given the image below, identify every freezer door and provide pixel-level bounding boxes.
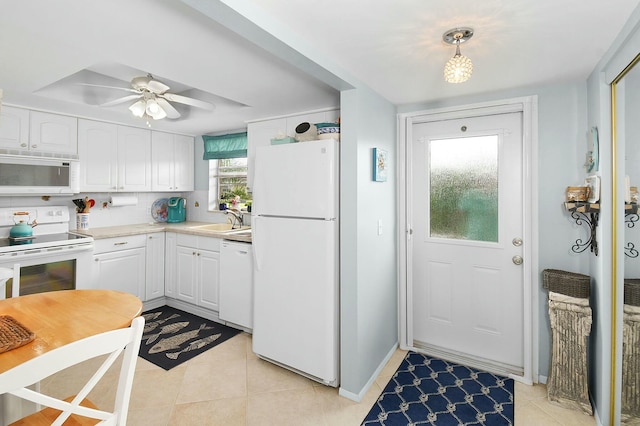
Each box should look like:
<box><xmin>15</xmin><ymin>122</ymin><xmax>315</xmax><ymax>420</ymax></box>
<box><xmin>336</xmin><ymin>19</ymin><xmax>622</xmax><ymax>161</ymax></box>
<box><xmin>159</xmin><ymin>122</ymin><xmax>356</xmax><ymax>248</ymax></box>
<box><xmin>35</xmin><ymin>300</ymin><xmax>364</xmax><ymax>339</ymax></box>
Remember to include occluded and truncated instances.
<box><xmin>253</xmin><ymin>139</ymin><xmax>338</xmax><ymax>219</ymax></box>
<box><xmin>252</xmin><ymin>216</ymin><xmax>338</xmax><ymax>384</ymax></box>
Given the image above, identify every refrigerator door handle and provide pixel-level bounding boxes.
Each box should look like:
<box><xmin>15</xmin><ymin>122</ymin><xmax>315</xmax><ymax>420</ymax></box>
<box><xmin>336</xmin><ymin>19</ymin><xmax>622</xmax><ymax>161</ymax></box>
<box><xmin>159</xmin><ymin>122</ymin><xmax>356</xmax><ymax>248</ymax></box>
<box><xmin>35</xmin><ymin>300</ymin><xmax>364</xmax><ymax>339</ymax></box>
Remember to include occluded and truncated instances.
<box><xmin>253</xmin><ymin>216</ymin><xmax>262</xmax><ymax>271</ymax></box>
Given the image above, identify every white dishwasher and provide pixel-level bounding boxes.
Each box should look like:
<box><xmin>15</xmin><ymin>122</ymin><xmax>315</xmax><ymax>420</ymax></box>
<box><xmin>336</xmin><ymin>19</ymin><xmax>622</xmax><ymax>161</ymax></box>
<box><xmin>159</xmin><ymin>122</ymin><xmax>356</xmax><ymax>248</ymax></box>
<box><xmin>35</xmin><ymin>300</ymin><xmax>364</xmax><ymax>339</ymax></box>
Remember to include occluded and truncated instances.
<box><xmin>219</xmin><ymin>240</ymin><xmax>254</xmax><ymax>330</ymax></box>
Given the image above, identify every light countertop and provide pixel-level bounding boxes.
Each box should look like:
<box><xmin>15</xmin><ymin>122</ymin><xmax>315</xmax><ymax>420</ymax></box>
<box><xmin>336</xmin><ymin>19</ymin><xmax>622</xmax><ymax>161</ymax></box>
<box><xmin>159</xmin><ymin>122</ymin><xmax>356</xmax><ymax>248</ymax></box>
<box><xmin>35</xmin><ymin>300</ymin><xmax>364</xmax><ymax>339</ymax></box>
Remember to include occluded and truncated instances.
<box><xmin>73</xmin><ymin>221</ymin><xmax>252</xmax><ymax>243</ymax></box>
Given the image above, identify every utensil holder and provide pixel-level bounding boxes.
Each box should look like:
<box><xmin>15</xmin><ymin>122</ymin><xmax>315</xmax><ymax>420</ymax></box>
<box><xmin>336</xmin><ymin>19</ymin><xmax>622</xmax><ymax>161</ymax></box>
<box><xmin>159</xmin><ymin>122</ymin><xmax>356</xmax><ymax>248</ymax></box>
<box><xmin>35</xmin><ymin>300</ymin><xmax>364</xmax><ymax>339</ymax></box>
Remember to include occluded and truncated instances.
<box><xmin>76</xmin><ymin>213</ymin><xmax>90</xmax><ymax>230</ymax></box>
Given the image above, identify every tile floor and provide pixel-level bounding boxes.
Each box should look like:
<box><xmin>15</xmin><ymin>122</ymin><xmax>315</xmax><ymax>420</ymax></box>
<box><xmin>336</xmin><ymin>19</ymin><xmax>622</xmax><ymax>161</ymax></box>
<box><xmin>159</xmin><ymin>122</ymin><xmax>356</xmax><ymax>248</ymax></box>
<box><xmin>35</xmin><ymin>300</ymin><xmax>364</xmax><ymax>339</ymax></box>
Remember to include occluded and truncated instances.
<box><xmin>41</xmin><ymin>332</ymin><xmax>597</xmax><ymax>425</ymax></box>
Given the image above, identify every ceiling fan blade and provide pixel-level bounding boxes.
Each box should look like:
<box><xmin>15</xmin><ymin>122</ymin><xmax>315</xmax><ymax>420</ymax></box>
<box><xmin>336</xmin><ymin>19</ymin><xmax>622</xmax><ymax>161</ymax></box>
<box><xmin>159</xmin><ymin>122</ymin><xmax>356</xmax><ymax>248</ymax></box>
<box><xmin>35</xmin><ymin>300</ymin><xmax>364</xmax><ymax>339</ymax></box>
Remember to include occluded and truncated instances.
<box><xmin>161</xmin><ymin>93</ymin><xmax>214</xmax><ymax>111</ymax></box>
<box><xmin>156</xmin><ymin>98</ymin><xmax>181</xmax><ymax>119</ymax></box>
<box><xmin>146</xmin><ymin>79</ymin><xmax>170</xmax><ymax>94</ymax></box>
<box><xmin>78</xmin><ymin>83</ymin><xmax>139</xmax><ymax>94</ymax></box>
<box><xmin>99</xmin><ymin>94</ymin><xmax>142</xmax><ymax>107</ymax></box>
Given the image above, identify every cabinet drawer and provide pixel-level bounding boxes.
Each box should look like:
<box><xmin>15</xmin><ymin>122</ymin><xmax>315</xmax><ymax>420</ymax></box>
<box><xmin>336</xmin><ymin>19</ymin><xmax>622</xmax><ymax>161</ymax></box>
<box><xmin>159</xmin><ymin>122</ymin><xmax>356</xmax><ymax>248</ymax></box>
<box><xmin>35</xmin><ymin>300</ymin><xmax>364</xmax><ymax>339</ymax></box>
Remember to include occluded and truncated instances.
<box><xmin>198</xmin><ymin>236</ymin><xmax>221</xmax><ymax>252</ymax></box>
<box><xmin>176</xmin><ymin>234</ymin><xmax>221</xmax><ymax>252</ymax></box>
<box><xmin>94</xmin><ymin>234</ymin><xmax>147</xmax><ymax>254</ymax></box>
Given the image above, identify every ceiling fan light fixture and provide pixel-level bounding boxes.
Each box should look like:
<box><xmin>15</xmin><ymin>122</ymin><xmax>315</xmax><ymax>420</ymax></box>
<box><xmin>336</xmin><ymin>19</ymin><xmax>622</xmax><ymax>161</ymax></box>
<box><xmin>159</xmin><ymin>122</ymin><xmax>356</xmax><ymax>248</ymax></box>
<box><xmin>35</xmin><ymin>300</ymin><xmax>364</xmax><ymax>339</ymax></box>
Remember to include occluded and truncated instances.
<box><xmin>129</xmin><ymin>99</ymin><xmax>146</xmax><ymax>118</ymax></box>
<box><xmin>145</xmin><ymin>99</ymin><xmax>167</xmax><ymax>120</ymax></box>
<box><xmin>442</xmin><ymin>27</ymin><xmax>474</xmax><ymax>84</ymax></box>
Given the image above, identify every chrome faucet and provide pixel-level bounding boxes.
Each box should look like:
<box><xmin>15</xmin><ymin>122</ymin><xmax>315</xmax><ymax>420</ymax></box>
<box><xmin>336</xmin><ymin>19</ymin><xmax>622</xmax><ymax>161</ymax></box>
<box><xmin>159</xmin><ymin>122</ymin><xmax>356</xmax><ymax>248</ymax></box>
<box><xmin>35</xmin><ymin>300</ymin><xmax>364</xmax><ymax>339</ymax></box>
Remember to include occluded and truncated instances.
<box><xmin>225</xmin><ymin>209</ymin><xmax>244</xmax><ymax>229</ymax></box>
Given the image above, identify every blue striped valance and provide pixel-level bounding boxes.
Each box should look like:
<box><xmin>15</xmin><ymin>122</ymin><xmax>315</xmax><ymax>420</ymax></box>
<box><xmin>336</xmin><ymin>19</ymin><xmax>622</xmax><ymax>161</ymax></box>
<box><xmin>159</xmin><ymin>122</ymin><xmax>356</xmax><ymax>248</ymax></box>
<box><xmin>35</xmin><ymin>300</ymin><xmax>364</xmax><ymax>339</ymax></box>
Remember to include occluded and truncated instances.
<box><xmin>202</xmin><ymin>132</ymin><xmax>248</xmax><ymax>160</ymax></box>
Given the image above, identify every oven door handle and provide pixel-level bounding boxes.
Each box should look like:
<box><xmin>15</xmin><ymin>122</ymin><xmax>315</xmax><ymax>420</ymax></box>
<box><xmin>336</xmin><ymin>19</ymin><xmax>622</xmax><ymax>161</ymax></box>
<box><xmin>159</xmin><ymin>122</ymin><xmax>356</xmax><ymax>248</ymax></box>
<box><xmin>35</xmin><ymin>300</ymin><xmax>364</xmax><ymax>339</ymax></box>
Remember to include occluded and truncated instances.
<box><xmin>1</xmin><ymin>243</ymin><xmax>95</xmax><ymax>260</ymax></box>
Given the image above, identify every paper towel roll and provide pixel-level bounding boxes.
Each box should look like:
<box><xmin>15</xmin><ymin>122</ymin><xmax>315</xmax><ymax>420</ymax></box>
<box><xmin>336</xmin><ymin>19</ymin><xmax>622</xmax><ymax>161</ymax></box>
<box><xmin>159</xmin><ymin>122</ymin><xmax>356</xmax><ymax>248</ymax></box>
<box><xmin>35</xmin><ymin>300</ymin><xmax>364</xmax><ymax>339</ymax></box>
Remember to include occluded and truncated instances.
<box><xmin>109</xmin><ymin>195</ymin><xmax>138</xmax><ymax>207</ymax></box>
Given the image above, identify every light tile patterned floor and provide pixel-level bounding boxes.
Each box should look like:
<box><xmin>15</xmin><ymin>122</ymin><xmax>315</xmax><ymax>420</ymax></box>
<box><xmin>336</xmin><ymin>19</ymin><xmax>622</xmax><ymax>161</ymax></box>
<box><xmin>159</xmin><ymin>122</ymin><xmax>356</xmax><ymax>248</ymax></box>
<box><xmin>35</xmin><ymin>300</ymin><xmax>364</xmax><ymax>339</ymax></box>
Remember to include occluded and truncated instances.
<box><xmin>41</xmin><ymin>332</ymin><xmax>596</xmax><ymax>425</ymax></box>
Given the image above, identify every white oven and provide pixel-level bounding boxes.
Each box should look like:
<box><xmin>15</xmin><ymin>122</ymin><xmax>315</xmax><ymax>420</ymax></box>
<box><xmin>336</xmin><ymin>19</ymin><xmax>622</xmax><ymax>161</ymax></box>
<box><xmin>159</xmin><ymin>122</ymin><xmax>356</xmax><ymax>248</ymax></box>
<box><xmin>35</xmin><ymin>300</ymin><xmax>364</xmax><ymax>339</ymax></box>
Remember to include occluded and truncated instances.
<box><xmin>0</xmin><ymin>206</ymin><xmax>93</xmax><ymax>299</ymax></box>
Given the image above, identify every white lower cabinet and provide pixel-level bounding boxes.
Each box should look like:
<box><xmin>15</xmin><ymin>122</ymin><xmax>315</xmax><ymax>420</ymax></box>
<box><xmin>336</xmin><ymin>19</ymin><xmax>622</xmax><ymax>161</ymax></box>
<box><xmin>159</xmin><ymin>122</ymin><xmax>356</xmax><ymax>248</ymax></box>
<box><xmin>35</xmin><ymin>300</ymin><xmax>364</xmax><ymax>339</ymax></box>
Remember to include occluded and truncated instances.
<box><xmin>168</xmin><ymin>233</ymin><xmax>221</xmax><ymax>311</ymax></box>
<box><xmin>92</xmin><ymin>235</ymin><xmax>147</xmax><ymax>300</ymax></box>
<box><xmin>145</xmin><ymin>232</ymin><xmax>165</xmax><ymax>300</ymax></box>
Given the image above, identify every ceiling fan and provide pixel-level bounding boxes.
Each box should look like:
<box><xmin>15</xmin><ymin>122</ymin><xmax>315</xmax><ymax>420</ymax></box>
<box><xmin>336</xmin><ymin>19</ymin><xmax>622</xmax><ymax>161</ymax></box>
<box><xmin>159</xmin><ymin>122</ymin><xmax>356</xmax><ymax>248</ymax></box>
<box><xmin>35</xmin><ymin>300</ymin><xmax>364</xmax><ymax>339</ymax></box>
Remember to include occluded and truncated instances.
<box><xmin>83</xmin><ymin>74</ymin><xmax>214</xmax><ymax>121</ymax></box>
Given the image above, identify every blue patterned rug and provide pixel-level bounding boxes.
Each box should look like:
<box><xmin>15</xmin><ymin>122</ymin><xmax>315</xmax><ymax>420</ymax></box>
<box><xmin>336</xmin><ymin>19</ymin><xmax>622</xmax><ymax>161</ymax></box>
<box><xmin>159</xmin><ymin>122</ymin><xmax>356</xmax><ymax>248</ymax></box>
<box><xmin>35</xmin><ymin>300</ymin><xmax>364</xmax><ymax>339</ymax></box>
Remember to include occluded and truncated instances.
<box><xmin>362</xmin><ymin>352</ymin><xmax>514</xmax><ymax>425</ymax></box>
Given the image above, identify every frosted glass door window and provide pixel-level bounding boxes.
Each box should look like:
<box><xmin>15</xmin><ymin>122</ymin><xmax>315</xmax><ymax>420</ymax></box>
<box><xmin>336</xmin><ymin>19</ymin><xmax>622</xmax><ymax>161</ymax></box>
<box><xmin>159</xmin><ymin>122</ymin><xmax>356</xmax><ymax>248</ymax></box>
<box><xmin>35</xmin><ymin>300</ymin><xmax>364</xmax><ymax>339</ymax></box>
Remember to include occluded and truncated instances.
<box><xmin>429</xmin><ymin>136</ymin><xmax>498</xmax><ymax>242</ymax></box>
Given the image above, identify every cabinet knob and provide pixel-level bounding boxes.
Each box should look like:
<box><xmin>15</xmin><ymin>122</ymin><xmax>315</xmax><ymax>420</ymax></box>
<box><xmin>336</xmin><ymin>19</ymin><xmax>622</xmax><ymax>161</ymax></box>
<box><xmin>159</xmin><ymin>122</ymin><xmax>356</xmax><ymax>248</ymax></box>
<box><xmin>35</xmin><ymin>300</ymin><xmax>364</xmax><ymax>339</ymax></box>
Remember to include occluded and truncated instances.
<box><xmin>192</xmin><ymin>252</ymin><xmax>196</xmax><ymax>255</ymax></box>
<box><xmin>31</xmin><ymin>144</ymin><xmax>37</xmax><ymax>148</ymax></box>
<box><xmin>20</xmin><ymin>143</ymin><xmax>27</xmax><ymax>147</ymax></box>
<box><xmin>94</xmin><ymin>258</ymin><xmax>99</xmax><ymax>262</ymax></box>
<box><xmin>197</xmin><ymin>253</ymin><xmax>200</xmax><ymax>256</ymax></box>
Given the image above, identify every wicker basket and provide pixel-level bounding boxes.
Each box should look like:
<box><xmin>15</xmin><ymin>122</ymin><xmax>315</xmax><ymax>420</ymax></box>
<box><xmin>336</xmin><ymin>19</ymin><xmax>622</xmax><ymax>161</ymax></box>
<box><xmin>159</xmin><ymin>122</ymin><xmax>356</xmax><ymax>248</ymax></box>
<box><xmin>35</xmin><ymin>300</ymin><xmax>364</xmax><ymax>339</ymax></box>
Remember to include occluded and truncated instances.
<box><xmin>624</xmin><ymin>279</ymin><xmax>640</xmax><ymax>307</ymax></box>
<box><xmin>542</xmin><ymin>269</ymin><xmax>591</xmax><ymax>299</ymax></box>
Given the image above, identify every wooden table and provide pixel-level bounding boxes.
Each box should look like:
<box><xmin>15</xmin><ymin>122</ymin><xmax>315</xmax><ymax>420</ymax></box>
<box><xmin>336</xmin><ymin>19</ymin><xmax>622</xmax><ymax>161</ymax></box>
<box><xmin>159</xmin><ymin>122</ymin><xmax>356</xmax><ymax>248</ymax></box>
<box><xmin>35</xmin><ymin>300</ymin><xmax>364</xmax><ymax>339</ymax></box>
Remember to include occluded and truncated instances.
<box><xmin>0</xmin><ymin>289</ymin><xmax>142</xmax><ymax>374</ymax></box>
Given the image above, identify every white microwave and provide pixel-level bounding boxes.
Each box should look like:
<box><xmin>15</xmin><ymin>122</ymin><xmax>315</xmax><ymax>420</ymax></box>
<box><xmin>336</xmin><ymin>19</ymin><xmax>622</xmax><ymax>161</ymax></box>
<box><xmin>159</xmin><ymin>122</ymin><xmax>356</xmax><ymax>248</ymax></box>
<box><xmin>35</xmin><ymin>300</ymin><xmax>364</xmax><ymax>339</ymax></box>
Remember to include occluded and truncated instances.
<box><xmin>0</xmin><ymin>155</ymin><xmax>80</xmax><ymax>195</ymax></box>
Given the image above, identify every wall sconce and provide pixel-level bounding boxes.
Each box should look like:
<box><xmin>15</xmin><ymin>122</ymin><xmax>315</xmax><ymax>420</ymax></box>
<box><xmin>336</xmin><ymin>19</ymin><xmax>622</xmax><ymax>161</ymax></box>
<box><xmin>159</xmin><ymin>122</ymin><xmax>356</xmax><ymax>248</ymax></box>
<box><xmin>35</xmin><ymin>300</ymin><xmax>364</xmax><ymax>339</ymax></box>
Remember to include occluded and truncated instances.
<box><xmin>443</xmin><ymin>27</ymin><xmax>474</xmax><ymax>84</ymax></box>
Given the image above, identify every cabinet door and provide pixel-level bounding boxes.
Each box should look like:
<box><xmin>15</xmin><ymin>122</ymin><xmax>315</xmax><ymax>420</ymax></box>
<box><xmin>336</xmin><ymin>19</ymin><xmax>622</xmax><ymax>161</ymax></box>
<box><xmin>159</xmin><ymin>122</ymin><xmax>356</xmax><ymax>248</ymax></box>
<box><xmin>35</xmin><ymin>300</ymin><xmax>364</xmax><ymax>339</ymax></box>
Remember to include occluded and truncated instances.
<box><xmin>197</xmin><ymin>249</ymin><xmax>220</xmax><ymax>311</ymax></box>
<box><xmin>175</xmin><ymin>245</ymin><xmax>197</xmax><ymax>304</ymax></box>
<box><xmin>151</xmin><ymin>131</ymin><xmax>174</xmax><ymax>191</ymax></box>
<box><xmin>78</xmin><ymin>119</ymin><xmax>119</xmax><ymax>191</ymax></box>
<box><xmin>173</xmin><ymin>134</ymin><xmax>194</xmax><ymax>191</ymax></box>
<box><xmin>92</xmin><ymin>247</ymin><xmax>146</xmax><ymax>299</ymax></box>
<box><xmin>164</xmin><ymin>232</ymin><xmax>177</xmax><ymax>297</ymax></box>
<box><xmin>117</xmin><ymin>126</ymin><xmax>151</xmax><ymax>192</ymax></box>
<box><xmin>29</xmin><ymin>111</ymin><xmax>78</xmax><ymax>154</ymax></box>
<box><xmin>145</xmin><ymin>233</ymin><xmax>165</xmax><ymax>301</ymax></box>
<box><xmin>247</xmin><ymin>118</ymin><xmax>287</xmax><ymax>192</ymax></box>
<box><xmin>0</xmin><ymin>106</ymin><xmax>29</xmax><ymax>150</ymax></box>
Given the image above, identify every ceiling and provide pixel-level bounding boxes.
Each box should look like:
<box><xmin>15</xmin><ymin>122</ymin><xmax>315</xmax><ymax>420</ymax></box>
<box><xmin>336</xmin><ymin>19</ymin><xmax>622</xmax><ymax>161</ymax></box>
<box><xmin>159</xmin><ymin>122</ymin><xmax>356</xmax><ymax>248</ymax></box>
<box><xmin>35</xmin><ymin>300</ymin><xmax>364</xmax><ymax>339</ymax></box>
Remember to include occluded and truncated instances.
<box><xmin>1</xmin><ymin>0</ymin><xmax>638</xmax><ymax>137</ymax></box>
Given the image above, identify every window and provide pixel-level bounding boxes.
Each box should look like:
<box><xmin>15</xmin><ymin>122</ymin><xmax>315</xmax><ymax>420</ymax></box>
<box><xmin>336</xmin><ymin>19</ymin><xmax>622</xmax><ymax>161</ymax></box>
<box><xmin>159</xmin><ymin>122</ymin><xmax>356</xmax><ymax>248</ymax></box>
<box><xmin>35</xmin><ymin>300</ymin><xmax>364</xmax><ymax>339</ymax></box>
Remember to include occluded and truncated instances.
<box><xmin>208</xmin><ymin>158</ymin><xmax>250</xmax><ymax>211</ymax></box>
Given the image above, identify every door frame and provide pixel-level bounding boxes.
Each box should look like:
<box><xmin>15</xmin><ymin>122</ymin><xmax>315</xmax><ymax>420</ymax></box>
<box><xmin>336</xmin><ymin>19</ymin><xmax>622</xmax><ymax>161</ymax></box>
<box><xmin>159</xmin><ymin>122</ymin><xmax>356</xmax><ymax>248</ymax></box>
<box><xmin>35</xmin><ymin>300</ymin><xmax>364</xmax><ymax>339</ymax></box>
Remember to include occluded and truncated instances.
<box><xmin>397</xmin><ymin>96</ymin><xmax>539</xmax><ymax>384</ymax></box>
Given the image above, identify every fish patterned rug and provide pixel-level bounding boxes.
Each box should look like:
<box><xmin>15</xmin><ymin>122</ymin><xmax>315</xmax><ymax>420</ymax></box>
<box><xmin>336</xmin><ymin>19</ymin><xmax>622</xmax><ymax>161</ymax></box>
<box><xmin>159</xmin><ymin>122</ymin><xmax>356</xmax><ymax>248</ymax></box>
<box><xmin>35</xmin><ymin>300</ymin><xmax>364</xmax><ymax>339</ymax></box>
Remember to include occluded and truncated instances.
<box><xmin>361</xmin><ymin>352</ymin><xmax>514</xmax><ymax>425</ymax></box>
<box><xmin>138</xmin><ymin>306</ymin><xmax>241</xmax><ymax>370</ymax></box>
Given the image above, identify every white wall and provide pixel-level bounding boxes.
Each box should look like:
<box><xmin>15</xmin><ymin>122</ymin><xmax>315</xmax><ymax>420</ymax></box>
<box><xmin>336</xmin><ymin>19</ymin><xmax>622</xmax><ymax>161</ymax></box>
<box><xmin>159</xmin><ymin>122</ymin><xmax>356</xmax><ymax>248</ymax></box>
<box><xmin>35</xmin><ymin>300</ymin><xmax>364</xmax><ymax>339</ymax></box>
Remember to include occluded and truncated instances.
<box><xmin>586</xmin><ymin>5</ymin><xmax>640</xmax><ymax>424</ymax></box>
<box><xmin>340</xmin><ymin>86</ymin><xmax>398</xmax><ymax>399</ymax></box>
<box><xmin>398</xmin><ymin>80</ymin><xmax>590</xmax><ymax>381</ymax></box>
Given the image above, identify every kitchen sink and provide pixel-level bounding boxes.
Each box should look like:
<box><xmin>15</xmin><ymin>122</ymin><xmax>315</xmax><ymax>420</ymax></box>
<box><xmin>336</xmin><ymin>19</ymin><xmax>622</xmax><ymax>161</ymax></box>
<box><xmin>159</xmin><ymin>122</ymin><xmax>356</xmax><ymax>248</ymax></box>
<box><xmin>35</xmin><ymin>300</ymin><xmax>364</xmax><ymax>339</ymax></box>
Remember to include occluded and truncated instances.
<box><xmin>190</xmin><ymin>223</ymin><xmax>251</xmax><ymax>232</ymax></box>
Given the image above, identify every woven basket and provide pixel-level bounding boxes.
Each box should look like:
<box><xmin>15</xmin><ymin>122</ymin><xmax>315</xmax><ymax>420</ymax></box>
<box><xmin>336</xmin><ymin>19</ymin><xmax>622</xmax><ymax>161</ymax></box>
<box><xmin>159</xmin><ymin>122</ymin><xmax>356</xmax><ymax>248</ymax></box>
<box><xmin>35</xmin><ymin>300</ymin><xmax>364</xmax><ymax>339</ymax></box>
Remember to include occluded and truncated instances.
<box><xmin>543</xmin><ymin>269</ymin><xmax>591</xmax><ymax>299</ymax></box>
<box><xmin>624</xmin><ymin>279</ymin><xmax>640</xmax><ymax>307</ymax></box>
<box><xmin>0</xmin><ymin>315</ymin><xmax>35</xmax><ymax>353</ymax></box>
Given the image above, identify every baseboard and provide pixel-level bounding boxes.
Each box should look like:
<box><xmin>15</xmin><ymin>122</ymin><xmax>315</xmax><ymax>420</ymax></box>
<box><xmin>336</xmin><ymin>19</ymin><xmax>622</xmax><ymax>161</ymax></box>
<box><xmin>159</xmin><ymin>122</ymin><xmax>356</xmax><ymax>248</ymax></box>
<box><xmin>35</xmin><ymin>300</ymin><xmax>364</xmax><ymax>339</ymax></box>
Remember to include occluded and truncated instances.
<box><xmin>339</xmin><ymin>342</ymin><xmax>398</xmax><ymax>402</ymax></box>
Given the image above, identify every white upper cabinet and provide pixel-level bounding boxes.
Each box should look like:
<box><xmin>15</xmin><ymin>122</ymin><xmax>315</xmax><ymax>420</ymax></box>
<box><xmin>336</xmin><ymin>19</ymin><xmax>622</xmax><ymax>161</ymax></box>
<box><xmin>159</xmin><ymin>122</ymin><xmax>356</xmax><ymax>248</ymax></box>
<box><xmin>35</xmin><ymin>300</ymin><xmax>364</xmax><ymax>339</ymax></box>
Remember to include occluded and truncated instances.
<box><xmin>29</xmin><ymin>111</ymin><xmax>78</xmax><ymax>154</ymax></box>
<box><xmin>0</xmin><ymin>106</ymin><xmax>29</xmax><ymax>150</ymax></box>
<box><xmin>151</xmin><ymin>131</ymin><xmax>194</xmax><ymax>192</ymax></box>
<box><xmin>246</xmin><ymin>118</ymin><xmax>286</xmax><ymax>192</ymax></box>
<box><xmin>246</xmin><ymin>109</ymin><xmax>339</xmax><ymax>192</ymax></box>
<box><xmin>78</xmin><ymin>119</ymin><xmax>151</xmax><ymax>192</ymax></box>
<box><xmin>0</xmin><ymin>107</ymin><xmax>78</xmax><ymax>155</ymax></box>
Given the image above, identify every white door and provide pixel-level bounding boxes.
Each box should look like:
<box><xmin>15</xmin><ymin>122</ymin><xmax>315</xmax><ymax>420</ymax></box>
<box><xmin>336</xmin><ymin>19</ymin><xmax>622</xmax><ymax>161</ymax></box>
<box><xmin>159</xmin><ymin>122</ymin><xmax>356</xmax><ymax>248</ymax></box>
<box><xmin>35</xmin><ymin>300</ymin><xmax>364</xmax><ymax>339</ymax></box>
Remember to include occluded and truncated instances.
<box><xmin>411</xmin><ymin>112</ymin><xmax>524</xmax><ymax>375</ymax></box>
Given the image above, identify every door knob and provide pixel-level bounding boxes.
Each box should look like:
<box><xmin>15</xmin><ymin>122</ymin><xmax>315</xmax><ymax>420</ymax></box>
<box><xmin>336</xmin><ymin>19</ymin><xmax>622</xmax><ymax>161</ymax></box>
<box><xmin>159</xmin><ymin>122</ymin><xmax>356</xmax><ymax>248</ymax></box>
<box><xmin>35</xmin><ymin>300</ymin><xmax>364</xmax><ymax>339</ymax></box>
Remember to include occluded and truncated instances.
<box><xmin>512</xmin><ymin>255</ymin><xmax>523</xmax><ymax>265</ymax></box>
<box><xmin>512</xmin><ymin>237</ymin><xmax>523</xmax><ymax>247</ymax></box>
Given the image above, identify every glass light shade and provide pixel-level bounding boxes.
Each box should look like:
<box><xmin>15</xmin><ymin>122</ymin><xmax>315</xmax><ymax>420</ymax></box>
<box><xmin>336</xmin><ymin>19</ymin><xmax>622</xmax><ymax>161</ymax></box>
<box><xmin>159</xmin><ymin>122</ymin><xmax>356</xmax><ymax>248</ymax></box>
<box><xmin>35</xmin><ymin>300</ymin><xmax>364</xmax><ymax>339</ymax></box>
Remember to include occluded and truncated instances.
<box><xmin>444</xmin><ymin>53</ymin><xmax>473</xmax><ymax>84</ymax></box>
<box><xmin>128</xmin><ymin>99</ymin><xmax>146</xmax><ymax>118</ymax></box>
<box><xmin>145</xmin><ymin>99</ymin><xmax>167</xmax><ymax>120</ymax></box>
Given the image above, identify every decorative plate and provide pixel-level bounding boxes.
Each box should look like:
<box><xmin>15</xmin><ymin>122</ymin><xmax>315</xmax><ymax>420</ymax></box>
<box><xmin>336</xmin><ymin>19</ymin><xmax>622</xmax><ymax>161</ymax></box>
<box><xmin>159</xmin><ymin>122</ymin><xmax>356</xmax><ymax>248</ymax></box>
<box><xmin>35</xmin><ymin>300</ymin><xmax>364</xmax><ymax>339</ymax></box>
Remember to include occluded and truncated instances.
<box><xmin>151</xmin><ymin>198</ymin><xmax>169</xmax><ymax>222</ymax></box>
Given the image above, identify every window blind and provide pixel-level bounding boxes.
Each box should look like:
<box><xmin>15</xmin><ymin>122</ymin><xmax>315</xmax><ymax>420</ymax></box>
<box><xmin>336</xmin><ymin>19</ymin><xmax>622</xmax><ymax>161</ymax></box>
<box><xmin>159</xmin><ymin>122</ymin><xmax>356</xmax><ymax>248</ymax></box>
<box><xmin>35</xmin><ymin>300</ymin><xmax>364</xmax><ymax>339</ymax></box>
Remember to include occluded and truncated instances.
<box><xmin>202</xmin><ymin>132</ymin><xmax>248</xmax><ymax>160</ymax></box>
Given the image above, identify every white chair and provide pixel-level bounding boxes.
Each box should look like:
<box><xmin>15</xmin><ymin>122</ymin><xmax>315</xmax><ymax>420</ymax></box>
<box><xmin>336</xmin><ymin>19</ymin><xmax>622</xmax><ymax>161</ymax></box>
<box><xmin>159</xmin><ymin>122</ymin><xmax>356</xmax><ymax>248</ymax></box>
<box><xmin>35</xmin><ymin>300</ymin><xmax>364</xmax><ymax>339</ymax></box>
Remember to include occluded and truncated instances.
<box><xmin>0</xmin><ymin>316</ymin><xmax>145</xmax><ymax>425</ymax></box>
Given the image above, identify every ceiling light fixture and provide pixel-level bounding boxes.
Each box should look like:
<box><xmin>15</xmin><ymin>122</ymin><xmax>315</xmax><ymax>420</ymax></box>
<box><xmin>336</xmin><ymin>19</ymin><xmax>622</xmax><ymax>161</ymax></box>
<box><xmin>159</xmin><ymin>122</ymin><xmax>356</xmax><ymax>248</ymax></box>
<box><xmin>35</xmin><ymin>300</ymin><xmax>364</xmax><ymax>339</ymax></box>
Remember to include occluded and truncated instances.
<box><xmin>442</xmin><ymin>27</ymin><xmax>474</xmax><ymax>84</ymax></box>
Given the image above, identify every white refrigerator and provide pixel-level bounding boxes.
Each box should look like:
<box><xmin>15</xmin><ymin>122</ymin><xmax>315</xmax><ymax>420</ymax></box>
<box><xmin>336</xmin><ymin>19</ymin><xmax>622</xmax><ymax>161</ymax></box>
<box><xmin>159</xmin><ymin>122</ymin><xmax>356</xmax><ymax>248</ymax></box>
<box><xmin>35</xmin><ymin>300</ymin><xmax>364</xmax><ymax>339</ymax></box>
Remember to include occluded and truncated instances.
<box><xmin>251</xmin><ymin>138</ymin><xmax>339</xmax><ymax>387</ymax></box>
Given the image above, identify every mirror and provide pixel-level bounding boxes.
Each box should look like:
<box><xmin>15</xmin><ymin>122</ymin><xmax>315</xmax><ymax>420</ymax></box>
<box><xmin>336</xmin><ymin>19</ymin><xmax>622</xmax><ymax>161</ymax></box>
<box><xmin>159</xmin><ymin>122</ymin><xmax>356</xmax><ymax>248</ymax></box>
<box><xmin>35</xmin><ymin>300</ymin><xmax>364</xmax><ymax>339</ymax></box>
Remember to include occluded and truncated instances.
<box><xmin>615</xmin><ymin>51</ymin><xmax>640</xmax><ymax>424</ymax></box>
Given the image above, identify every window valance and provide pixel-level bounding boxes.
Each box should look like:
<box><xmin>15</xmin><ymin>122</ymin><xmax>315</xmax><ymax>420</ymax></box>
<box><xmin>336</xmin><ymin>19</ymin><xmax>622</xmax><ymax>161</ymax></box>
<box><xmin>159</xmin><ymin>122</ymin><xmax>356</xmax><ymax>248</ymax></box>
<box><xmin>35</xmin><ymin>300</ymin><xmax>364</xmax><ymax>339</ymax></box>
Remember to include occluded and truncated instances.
<box><xmin>202</xmin><ymin>132</ymin><xmax>247</xmax><ymax>160</ymax></box>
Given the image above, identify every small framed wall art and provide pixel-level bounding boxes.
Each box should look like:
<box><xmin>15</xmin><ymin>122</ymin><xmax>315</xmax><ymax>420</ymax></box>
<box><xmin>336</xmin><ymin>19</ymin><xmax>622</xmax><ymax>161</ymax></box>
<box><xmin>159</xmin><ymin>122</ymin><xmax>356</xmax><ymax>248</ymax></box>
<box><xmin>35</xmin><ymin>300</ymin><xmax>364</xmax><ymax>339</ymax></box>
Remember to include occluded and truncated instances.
<box><xmin>373</xmin><ymin>148</ymin><xmax>388</xmax><ymax>182</ymax></box>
